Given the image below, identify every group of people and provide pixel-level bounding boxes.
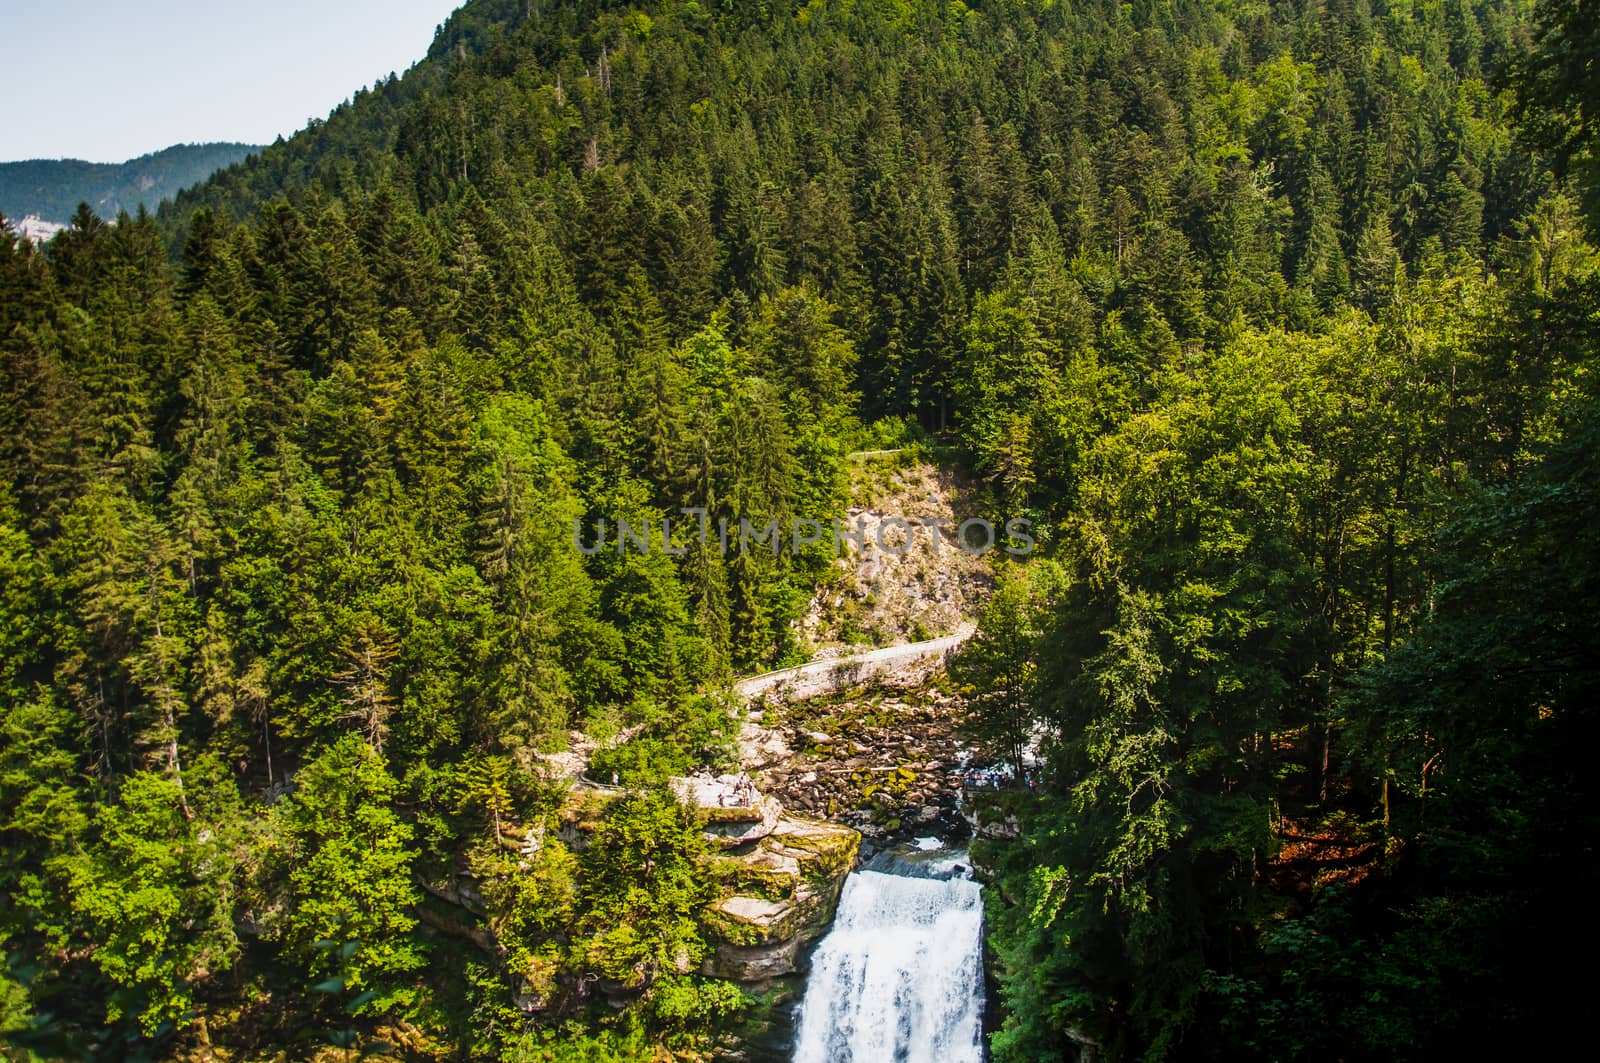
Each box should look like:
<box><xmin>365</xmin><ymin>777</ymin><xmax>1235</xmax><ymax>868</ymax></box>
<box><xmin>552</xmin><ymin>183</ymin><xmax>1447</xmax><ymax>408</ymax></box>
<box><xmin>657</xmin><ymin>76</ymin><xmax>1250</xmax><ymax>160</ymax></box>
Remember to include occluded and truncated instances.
<box><xmin>717</xmin><ymin>772</ymin><xmax>756</xmax><ymax>808</ymax></box>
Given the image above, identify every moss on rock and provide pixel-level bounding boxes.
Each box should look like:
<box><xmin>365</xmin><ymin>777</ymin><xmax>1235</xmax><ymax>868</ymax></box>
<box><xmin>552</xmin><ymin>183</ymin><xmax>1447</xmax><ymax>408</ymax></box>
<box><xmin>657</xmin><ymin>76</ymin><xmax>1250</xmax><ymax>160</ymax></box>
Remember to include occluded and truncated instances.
<box><xmin>697</xmin><ymin>816</ymin><xmax>860</xmax><ymax>983</ymax></box>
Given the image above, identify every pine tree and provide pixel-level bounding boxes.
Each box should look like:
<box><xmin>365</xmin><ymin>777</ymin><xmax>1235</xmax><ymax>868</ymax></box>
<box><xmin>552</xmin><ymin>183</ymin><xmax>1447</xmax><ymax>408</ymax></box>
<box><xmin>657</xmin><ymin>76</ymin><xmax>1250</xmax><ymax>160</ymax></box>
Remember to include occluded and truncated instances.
<box><xmin>331</xmin><ymin>616</ymin><xmax>400</xmax><ymax>756</ymax></box>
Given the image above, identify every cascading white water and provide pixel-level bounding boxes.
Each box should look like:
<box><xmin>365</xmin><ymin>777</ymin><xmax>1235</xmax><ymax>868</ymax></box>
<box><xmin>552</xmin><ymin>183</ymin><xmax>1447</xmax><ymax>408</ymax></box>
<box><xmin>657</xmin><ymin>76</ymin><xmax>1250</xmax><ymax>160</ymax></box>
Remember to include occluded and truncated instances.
<box><xmin>792</xmin><ymin>850</ymin><xmax>985</xmax><ymax>1063</ymax></box>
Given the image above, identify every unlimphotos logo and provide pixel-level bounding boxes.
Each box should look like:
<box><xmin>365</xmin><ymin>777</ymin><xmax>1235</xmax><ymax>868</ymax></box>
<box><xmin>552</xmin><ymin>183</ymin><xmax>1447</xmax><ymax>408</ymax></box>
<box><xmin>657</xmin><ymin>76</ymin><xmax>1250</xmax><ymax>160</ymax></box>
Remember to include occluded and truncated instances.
<box><xmin>572</xmin><ymin>508</ymin><xmax>1035</xmax><ymax>558</ymax></box>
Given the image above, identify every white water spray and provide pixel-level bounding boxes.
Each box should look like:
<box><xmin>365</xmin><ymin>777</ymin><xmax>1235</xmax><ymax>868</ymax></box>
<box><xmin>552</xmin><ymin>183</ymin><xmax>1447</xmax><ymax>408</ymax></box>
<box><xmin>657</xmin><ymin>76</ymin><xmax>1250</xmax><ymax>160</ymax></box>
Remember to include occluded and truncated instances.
<box><xmin>792</xmin><ymin>852</ymin><xmax>985</xmax><ymax>1063</ymax></box>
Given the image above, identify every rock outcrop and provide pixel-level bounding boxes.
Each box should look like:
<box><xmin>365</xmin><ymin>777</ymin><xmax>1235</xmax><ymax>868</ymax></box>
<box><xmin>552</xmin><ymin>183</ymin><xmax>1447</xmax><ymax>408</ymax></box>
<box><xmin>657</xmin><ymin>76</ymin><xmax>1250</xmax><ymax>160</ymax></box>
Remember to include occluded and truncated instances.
<box><xmin>670</xmin><ymin>773</ymin><xmax>785</xmax><ymax>848</ymax></box>
<box><xmin>799</xmin><ymin>460</ymin><xmax>993</xmax><ymax>652</ymax></box>
<box><xmin>539</xmin><ymin>779</ymin><xmax>861</xmax><ymax>988</ymax></box>
<box><xmin>699</xmin><ymin>816</ymin><xmax>861</xmax><ymax>984</ymax></box>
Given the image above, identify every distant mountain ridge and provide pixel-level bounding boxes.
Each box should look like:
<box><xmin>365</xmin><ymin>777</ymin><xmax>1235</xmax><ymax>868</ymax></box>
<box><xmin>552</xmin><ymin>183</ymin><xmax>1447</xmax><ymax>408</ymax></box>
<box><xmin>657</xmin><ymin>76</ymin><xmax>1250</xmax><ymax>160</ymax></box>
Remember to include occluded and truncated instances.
<box><xmin>0</xmin><ymin>142</ymin><xmax>261</xmax><ymax>226</ymax></box>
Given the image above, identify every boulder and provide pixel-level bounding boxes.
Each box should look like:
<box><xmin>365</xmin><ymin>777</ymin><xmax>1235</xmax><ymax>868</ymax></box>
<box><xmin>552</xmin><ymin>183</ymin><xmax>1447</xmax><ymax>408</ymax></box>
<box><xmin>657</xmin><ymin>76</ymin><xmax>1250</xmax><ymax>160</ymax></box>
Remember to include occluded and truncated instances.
<box><xmin>706</xmin><ymin>937</ymin><xmax>805</xmax><ymax>982</ymax></box>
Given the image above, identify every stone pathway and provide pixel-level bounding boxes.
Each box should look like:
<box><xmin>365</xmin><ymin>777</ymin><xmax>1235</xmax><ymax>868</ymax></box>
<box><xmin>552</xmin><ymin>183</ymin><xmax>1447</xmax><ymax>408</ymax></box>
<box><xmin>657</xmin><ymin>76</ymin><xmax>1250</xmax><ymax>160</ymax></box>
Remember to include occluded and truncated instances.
<box><xmin>734</xmin><ymin>623</ymin><xmax>975</xmax><ymax>704</ymax></box>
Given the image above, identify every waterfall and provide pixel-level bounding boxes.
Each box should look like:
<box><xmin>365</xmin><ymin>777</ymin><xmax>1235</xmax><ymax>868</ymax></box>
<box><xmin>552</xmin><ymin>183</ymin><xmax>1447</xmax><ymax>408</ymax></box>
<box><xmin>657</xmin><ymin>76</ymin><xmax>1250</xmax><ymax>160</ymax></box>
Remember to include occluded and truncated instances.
<box><xmin>793</xmin><ymin>847</ymin><xmax>985</xmax><ymax>1063</ymax></box>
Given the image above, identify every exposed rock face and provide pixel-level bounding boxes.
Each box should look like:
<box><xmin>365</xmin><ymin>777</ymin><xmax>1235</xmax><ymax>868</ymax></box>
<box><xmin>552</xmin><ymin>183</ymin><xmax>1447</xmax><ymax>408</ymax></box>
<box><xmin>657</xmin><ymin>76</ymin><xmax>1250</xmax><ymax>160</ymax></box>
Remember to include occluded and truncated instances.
<box><xmin>800</xmin><ymin>460</ymin><xmax>993</xmax><ymax>652</ymax></box>
<box><xmin>669</xmin><ymin>774</ymin><xmax>785</xmax><ymax>848</ymax></box>
<box><xmin>963</xmin><ymin>791</ymin><xmax>1023</xmax><ymax>842</ymax></box>
<box><xmin>14</xmin><ymin>215</ymin><xmax>65</xmax><ymax>244</ymax></box>
<box><xmin>974</xmin><ymin>808</ymin><xmax>1021</xmax><ymax>839</ymax></box>
<box><xmin>700</xmin><ymin>816</ymin><xmax>861</xmax><ymax>984</ymax></box>
<box><xmin>963</xmin><ymin>792</ymin><xmax>1031</xmax><ymax>881</ymax></box>
<box><xmin>700</xmin><ymin>795</ymin><xmax>784</xmax><ymax>846</ymax></box>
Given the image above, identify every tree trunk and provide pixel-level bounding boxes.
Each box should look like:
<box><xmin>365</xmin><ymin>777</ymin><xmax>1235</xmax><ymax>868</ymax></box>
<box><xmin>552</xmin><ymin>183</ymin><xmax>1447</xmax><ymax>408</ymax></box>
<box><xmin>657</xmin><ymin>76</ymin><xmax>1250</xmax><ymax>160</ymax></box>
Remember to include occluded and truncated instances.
<box><xmin>1319</xmin><ymin>718</ymin><xmax>1332</xmax><ymax>803</ymax></box>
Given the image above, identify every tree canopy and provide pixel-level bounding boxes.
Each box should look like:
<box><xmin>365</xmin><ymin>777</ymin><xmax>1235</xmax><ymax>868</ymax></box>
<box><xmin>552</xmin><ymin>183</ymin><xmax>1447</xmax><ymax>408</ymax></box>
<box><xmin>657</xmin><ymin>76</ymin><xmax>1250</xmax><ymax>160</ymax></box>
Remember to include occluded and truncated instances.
<box><xmin>2</xmin><ymin>0</ymin><xmax>1598</xmax><ymax>1058</ymax></box>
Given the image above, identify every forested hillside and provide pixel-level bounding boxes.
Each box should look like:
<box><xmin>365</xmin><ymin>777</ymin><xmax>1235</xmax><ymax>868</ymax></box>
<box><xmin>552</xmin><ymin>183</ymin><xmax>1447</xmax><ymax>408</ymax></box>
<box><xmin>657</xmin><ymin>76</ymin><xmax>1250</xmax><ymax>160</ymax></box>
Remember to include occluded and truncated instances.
<box><xmin>1</xmin><ymin>0</ymin><xmax>1597</xmax><ymax>1059</ymax></box>
<box><xmin>0</xmin><ymin>144</ymin><xmax>260</xmax><ymax>227</ymax></box>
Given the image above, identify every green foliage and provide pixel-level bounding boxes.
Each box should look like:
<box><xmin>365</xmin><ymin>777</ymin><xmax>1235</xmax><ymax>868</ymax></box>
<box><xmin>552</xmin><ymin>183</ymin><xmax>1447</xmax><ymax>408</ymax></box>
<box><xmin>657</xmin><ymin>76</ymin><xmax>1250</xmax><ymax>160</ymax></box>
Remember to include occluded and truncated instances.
<box><xmin>645</xmin><ymin>974</ymin><xmax>746</xmax><ymax>1050</ymax></box>
<box><xmin>307</xmin><ymin>929</ymin><xmax>401</xmax><ymax>1061</ymax></box>
<box><xmin>474</xmin><ymin>837</ymin><xmax>579</xmax><ymax>984</ymax></box>
<box><xmin>575</xmin><ymin>790</ymin><xmax>714</xmax><ymax>988</ymax></box>
<box><xmin>71</xmin><ymin>759</ymin><xmax>243</xmax><ymax>1032</ymax></box>
<box><xmin>587</xmin><ymin>693</ymin><xmax>738</xmax><ymax>787</ymax></box>
<box><xmin>949</xmin><ymin>562</ymin><xmax>1058</xmax><ymax>777</ymax></box>
<box><xmin>1</xmin><ymin>0</ymin><xmax>1596</xmax><ymax>1057</ymax></box>
<box><xmin>274</xmin><ymin>736</ymin><xmax>424</xmax><ymax>1014</ymax></box>
<box><xmin>0</xmin><ymin>144</ymin><xmax>259</xmax><ymax>226</ymax></box>
<box><xmin>1513</xmin><ymin>0</ymin><xmax>1600</xmax><ymax>224</ymax></box>
<box><xmin>502</xmin><ymin>1023</ymin><xmax>655</xmax><ymax>1062</ymax></box>
<box><xmin>0</xmin><ymin>692</ymin><xmax>86</xmax><ymax>947</ymax></box>
<box><xmin>978</xmin><ymin>204</ymin><xmax>1600</xmax><ymax>1062</ymax></box>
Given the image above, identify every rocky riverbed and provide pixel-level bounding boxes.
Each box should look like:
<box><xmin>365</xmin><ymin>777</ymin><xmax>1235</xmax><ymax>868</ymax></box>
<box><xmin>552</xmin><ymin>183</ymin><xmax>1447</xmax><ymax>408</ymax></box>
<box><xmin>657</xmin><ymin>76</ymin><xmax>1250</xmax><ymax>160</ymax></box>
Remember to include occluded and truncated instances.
<box><xmin>741</xmin><ymin>680</ymin><xmax>979</xmax><ymax>849</ymax></box>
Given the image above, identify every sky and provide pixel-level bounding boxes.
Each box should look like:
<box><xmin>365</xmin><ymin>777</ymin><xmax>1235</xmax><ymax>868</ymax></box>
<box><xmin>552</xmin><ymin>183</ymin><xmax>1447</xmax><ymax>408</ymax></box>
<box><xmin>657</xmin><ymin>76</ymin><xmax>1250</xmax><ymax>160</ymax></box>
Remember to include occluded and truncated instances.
<box><xmin>1</xmin><ymin>0</ymin><xmax>464</xmax><ymax>163</ymax></box>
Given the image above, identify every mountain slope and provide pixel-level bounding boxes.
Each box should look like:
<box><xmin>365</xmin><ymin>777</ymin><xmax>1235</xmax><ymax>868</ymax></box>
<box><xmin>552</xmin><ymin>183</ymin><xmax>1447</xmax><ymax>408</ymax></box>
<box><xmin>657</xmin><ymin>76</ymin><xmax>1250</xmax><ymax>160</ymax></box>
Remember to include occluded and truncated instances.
<box><xmin>0</xmin><ymin>142</ymin><xmax>260</xmax><ymax>225</ymax></box>
<box><xmin>1</xmin><ymin>1</ymin><xmax>1598</xmax><ymax>1061</ymax></box>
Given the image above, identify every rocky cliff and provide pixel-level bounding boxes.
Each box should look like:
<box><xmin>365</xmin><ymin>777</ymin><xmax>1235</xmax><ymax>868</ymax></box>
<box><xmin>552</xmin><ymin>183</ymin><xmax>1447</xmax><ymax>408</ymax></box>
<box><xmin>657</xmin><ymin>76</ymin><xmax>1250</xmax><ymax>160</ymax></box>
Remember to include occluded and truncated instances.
<box><xmin>699</xmin><ymin>816</ymin><xmax>861</xmax><ymax>984</ymax></box>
